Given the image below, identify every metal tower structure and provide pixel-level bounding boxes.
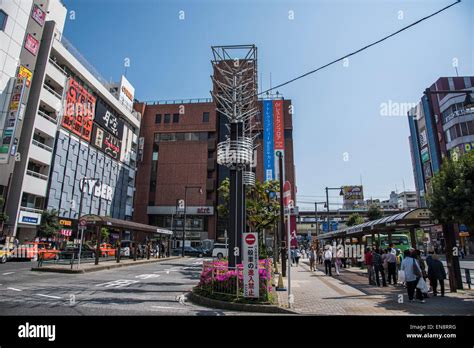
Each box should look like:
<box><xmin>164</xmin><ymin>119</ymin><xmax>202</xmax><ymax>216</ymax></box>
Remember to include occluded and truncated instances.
<box><xmin>211</xmin><ymin>45</ymin><xmax>258</xmax><ymax>267</ymax></box>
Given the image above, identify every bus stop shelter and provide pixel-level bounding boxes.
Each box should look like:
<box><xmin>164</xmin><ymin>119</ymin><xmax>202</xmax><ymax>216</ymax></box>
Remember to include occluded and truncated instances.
<box><xmin>316</xmin><ymin>208</ymin><xmax>435</xmax><ymax>249</ymax></box>
<box><xmin>79</xmin><ymin>214</ymin><xmax>173</xmax><ymax>264</ymax></box>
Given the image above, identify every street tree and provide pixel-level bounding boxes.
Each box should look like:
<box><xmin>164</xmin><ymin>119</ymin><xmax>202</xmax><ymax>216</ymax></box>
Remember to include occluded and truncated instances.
<box><xmin>37</xmin><ymin>209</ymin><xmax>61</xmax><ymax>238</ymax></box>
<box><xmin>346</xmin><ymin>213</ymin><xmax>364</xmax><ymax>227</ymax></box>
<box><xmin>367</xmin><ymin>204</ymin><xmax>383</xmax><ymax>221</ymax></box>
<box><xmin>0</xmin><ymin>197</ymin><xmax>8</xmax><ymax>225</ymax></box>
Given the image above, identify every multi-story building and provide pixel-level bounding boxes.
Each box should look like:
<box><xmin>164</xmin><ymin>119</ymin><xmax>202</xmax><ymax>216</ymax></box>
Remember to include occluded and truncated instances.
<box><xmin>133</xmin><ymin>97</ymin><xmax>296</xmax><ymax>246</ymax></box>
<box><xmin>408</xmin><ymin>76</ymin><xmax>474</xmax><ymax>207</ymax></box>
<box><xmin>0</xmin><ymin>0</ymin><xmax>141</xmax><ymax>241</ymax></box>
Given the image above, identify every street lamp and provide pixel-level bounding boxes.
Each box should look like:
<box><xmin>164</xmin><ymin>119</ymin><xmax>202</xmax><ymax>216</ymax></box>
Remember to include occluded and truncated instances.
<box><xmin>182</xmin><ymin>185</ymin><xmax>203</xmax><ymax>257</ymax></box>
<box><xmin>325</xmin><ymin>187</ymin><xmax>343</xmax><ymax>233</ymax></box>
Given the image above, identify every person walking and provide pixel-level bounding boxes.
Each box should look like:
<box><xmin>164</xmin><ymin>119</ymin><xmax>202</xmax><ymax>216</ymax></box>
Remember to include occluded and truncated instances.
<box><xmin>364</xmin><ymin>247</ymin><xmax>375</xmax><ymax>285</ymax></box>
<box><xmin>401</xmin><ymin>249</ymin><xmax>424</xmax><ymax>303</ymax></box>
<box><xmin>428</xmin><ymin>254</ymin><xmax>446</xmax><ymax>297</ymax></box>
<box><xmin>323</xmin><ymin>246</ymin><xmax>333</xmax><ymax>276</ymax></box>
<box><xmin>295</xmin><ymin>248</ymin><xmax>301</xmax><ymax>266</ymax></box>
<box><xmin>373</xmin><ymin>248</ymin><xmax>387</xmax><ymax>287</ymax></box>
<box><xmin>386</xmin><ymin>248</ymin><xmax>397</xmax><ymax>285</ymax></box>
<box><xmin>309</xmin><ymin>246</ymin><xmax>316</xmax><ymax>271</ymax></box>
<box><xmin>318</xmin><ymin>248</ymin><xmax>323</xmax><ymax>265</ymax></box>
<box><xmin>414</xmin><ymin>249</ymin><xmax>428</xmax><ymax>298</ymax></box>
<box><xmin>335</xmin><ymin>246</ymin><xmax>343</xmax><ymax>276</ymax></box>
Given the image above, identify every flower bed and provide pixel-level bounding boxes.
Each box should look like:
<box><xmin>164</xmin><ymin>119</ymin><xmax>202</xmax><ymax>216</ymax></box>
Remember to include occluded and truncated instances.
<box><xmin>197</xmin><ymin>258</ymin><xmax>274</xmax><ymax>304</ymax></box>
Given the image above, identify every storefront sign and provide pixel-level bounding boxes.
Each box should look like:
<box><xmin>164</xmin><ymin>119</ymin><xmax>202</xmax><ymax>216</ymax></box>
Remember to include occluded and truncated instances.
<box><xmin>18</xmin><ymin>211</ymin><xmax>41</xmax><ymax>225</ymax></box>
<box><xmin>421</xmin><ymin>147</ymin><xmax>430</xmax><ymax>163</ymax></box>
<box><xmin>31</xmin><ymin>5</ymin><xmax>46</xmax><ymax>26</ymax></box>
<box><xmin>62</xmin><ymin>78</ymin><xmax>96</xmax><ymax>141</ymax></box>
<box><xmin>18</xmin><ymin>66</ymin><xmax>33</xmax><ymax>88</ymax></box>
<box><xmin>60</xmin><ymin>229</ymin><xmax>72</xmax><ymax>237</ymax></box>
<box><xmin>79</xmin><ymin>178</ymin><xmax>113</xmax><ymax>201</ymax></box>
<box><xmin>419</xmin><ymin>129</ymin><xmax>428</xmax><ymax>147</ymax></box>
<box><xmin>94</xmin><ymin>100</ymin><xmax>124</xmax><ymax>138</ymax></box>
<box><xmin>119</xmin><ymin>75</ymin><xmax>135</xmax><ymax>111</ymax></box>
<box><xmin>242</xmin><ymin>232</ymin><xmax>259</xmax><ymax>298</ymax></box>
<box><xmin>91</xmin><ymin>125</ymin><xmax>121</xmax><ymax>160</ymax></box>
<box><xmin>24</xmin><ymin>34</ymin><xmax>39</xmax><ymax>56</ymax></box>
<box><xmin>263</xmin><ymin>100</ymin><xmax>275</xmax><ymax>181</ymax></box>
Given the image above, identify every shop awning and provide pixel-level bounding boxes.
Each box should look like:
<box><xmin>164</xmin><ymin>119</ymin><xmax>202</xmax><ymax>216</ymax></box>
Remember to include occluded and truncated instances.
<box><xmin>79</xmin><ymin>215</ymin><xmax>173</xmax><ymax>235</ymax></box>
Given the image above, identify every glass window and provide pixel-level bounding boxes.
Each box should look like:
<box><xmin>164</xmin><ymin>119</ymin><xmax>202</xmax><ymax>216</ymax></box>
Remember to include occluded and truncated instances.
<box><xmin>164</xmin><ymin>114</ymin><xmax>170</xmax><ymax>123</ymax></box>
<box><xmin>202</xmin><ymin>112</ymin><xmax>210</xmax><ymax>123</ymax></box>
<box><xmin>0</xmin><ymin>10</ymin><xmax>7</xmax><ymax>31</ymax></box>
<box><xmin>467</xmin><ymin>120</ymin><xmax>474</xmax><ymax>135</ymax></box>
<box><xmin>155</xmin><ymin>114</ymin><xmax>161</xmax><ymax>124</ymax></box>
<box><xmin>461</xmin><ymin>122</ymin><xmax>469</xmax><ymax>137</ymax></box>
<box><xmin>199</xmin><ymin>132</ymin><xmax>208</xmax><ymax>141</ymax></box>
<box><xmin>445</xmin><ymin>130</ymin><xmax>451</xmax><ymax>143</ymax></box>
<box><xmin>173</xmin><ymin>113</ymin><xmax>179</xmax><ymax>123</ymax></box>
<box><xmin>176</xmin><ymin>132</ymin><xmax>185</xmax><ymax>141</ymax></box>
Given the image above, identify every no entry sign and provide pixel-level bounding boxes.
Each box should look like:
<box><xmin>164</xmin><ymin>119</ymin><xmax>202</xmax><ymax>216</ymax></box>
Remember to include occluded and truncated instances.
<box><xmin>242</xmin><ymin>232</ymin><xmax>259</xmax><ymax>298</ymax></box>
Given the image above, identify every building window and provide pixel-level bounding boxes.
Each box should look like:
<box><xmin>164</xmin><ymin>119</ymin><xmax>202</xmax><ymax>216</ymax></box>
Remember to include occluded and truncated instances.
<box><xmin>284</xmin><ymin>129</ymin><xmax>293</xmax><ymax>139</ymax></box>
<box><xmin>203</xmin><ymin>112</ymin><xmax>210</xmax><ymax>123</ymax></box>
<box><xmin>173</xmin><ymin>113</ymin><xmax>179</xmax><ymax>123</ymax></box>
<box><xmin>155</xmin><ymin>114</ymin><xmax>162</xmax><ymax>124</ymax></box>
<box><xmin>0</xmin><ymin>10</ymin><xmax>7</xmax><ymax>31</ymax></box>
<box><xmin>164</xmin><ymin>114</ymin><xmax>170</xmax><ymax>124</ymax></box>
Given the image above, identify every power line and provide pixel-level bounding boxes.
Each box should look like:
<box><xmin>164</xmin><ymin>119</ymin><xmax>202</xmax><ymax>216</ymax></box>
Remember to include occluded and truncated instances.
<box><xmin>259</xmin><ymin>0</ymin><xmax>461</xmax><ymax>95</ymax></box>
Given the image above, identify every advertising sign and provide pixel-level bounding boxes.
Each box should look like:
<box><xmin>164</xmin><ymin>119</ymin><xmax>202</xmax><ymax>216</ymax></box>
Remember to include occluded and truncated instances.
<box><xmin>31</xmin><ymin>4</ymin><xmax>46</xmax><ymax>26</ymax></box>
<box><xmin>263</xmin><ymin>100</ymin><xmax>275</xmax><ymax>181</ymax></box>
<box><xmin>242</xmin><ymin>232</ymin><xmax>259</xmax><ymax>298</ymax></box>
<box><xmin>18</xmin><ymin>211</ymin><xmax>41</xmax><ymax>226</ymax></box>
<box><xmin>62</xmin><ymin>78</ymin><xmax>96</xmax><ymax>141</ymax></box>
<box><xmin>0</xmin><ymin>77</ymin><xmax>27</xmax><ymax>163</ymax></box>
<box><xmin>91</xmin><ymin>125</ymin><xmax>121</xmax><ymax>161</ymax></box>
<box><xmin>421</xmin><ymin>147</ymin><xmax>430</xmax><ymax>163</ymax></box>
<box><xmin>343</xmin><ymin>186</ymin><xmax>363</xmax><ymax>201</ymax></box>
<box><xmin>419</xmin><ymin>129</ymin><xmax>428</xmax><ymax>147</ymax></box>
<box><xmin>119</xmin><ymin>75</ymin><xmax>135</xmax><ymax>111</ymax></box>
<box><xmin>290</xmin><ymin>215</ymin><xmax>298</xmax><ymax>247</ymax></box>
<box><xmin>24</xmin><ymin>34</ymin><xmax>40</xmax><ymax>56</ymax></box>
<box><xmin>94</xmin><ymin>100</ymin><xmax>124</xmax><ymax>138</ymax></box>
<box><xmin>423</xmin><ymin>162</ymin><xmax>432</xmax><ymax>179</ymax></box>
<box><xmin>18</xmin><ymin>66</ymin><xmax>33</xmax><ymax>88</ymax></box>
<box><xmin>273</xmin><ymin>99</ymin><xmax>285</xmax><ymax>179</ymax></box>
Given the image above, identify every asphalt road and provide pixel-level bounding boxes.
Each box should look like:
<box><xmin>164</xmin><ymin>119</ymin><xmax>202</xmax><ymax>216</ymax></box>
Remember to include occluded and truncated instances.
<box><xmin>0</xmin><ymin>257</ymin><xmax>257</xmax><ymax>316</ymax></box>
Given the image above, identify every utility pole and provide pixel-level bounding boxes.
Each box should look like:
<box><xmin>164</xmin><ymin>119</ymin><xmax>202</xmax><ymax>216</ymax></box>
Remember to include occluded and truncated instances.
<box><xmin>278</xmin><ymin>153</ymin><xmax>286</xmax><ymax>277</ymax></box>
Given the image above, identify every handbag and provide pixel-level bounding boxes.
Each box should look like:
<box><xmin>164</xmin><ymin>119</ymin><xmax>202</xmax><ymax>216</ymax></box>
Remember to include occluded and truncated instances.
<box><xmin>412</xmin><ymin>258</ymin><xmax>422</xmax><ymax>277</ymax></box>
<box><xmin>416</xmin><ymin>277</ymin><xmax>429</xmax><ymax>293</ymax></box>
<box><xmin>398</xmin><ymin>270</ymin><xmax>406</xmax><ymax>283</ymax></box>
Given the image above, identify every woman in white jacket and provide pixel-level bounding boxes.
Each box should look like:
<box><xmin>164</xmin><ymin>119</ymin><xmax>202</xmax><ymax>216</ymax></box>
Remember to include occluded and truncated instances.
<box><xmin>401</xmin><ymin>249</ymin><xmax>425</xmax><ymax>303</ymax></box>
<box><xmin>335</xmin><ymin>246</ymin><xmax>344</xmax><ymax>276</ymax></box>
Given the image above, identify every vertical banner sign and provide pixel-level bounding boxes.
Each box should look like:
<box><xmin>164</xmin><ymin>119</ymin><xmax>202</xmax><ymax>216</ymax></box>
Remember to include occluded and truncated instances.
<box><xmin>263</xmin><ymin>100</ymin><xmax>274</xmax><ymax>181</ymax></box>
<box><xmin>243</xmin><ymin>232</ymin><xmax>259</xmax><ymax>298</ymax></box>
<box><xmin>273</xmin><ymin>100</ymin><xmax>285</xmax><ymax>179</ymax></box>
<box><xmin>290</xmin><ymin>215</ymin><xmax>298</xmax><ymax>248</ymax></box>
<box><xmin>0</xmin><ymin>76</ymin><xmax>27</xmax><ymax>163</ymax></box>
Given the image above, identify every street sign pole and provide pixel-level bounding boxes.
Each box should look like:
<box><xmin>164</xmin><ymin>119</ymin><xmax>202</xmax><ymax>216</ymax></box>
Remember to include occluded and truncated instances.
<box><xmin>287</xmin><ymin>210</ymin><xmax>291</xmax><ymax>308</ymax></box>
<box><xmin>78</xmin><ymin>219</ymin><xmax>87</xmax><ymax>268</ymax></box>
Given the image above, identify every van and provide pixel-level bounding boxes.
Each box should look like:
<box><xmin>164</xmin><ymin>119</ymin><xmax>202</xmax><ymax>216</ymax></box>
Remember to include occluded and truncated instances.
<box><xmin>211</xmin><ymin>243</ymin><xmax>228</xmax><ymax>259</ymax></box>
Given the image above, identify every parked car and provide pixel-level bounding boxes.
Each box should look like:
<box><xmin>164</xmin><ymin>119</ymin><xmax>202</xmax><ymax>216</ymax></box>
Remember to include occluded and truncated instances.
<box><xmin>194</xmin><ymin>246</ymin><xmax>211</xmax><ymax>257</ymax></box>
<box><xmin>0</xmin><ymin>244</ymin><xmax>13</xmax><ymax>263</ymax></box>
<box><xmin>211</xmin><ymin>243</ymin><xmax>228</xmax><ymax>259</ymax></box>
<box><xmin>172</xmin><ymin>246</ymin><xmax>204</xmax><ymax>257</ymax></box>
<box><xmin>100</xmin><ymin>243</ymin><xmax>116</xmax><ymax>257</ymax></box>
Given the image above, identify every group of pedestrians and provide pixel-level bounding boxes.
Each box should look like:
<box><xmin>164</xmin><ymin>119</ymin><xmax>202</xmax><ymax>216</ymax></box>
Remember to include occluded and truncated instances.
<box><xmin>364</xmin><ymin>245</ymin><xmax>447</xmax><ymax>303</ymax></box>
<box><xmin>316</xmin><ymin>245</ymin><xmax>344</xmax><ymax>276</ymax></box>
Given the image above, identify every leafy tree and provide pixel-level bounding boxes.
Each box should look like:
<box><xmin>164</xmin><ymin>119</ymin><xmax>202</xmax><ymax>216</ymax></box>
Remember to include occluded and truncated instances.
<box><xmin>217</xmin><ymin>177</ymin><xmax>230</xmax><ymax>220</ymax></box>
<box><xmin>0</xmin><ymin>197</ymin><xmax>8</xmax><ymax>224</ymax></box>
<box><xmin>100</xmin><ymin>227</ymin><xmax>110</xmax><ymax>243</ymax></box>
<box><xmin>37</xmin><ymin>209</ymin><xmax>61</xmax><ymax>238</ymax></box>
<box><xmin>346</xmin><ymin>213</ymin><xmax>364</xmax><ymax>227</ymax></box>
<box><xmin>367</xmin><ymin>204</ymin><xmax>383</xmax><ymax>221</ymax></box>
<box><xmin>428</xmin><ymin>151</ymin><xmax>474</xmax><ymax>229</ymax></box>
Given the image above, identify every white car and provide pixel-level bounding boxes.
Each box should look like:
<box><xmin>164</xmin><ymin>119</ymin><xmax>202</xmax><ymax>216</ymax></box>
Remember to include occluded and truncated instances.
<box><xmin>211</xmin><ymin>243</ymin><xmax>228</xmax><ymax>259</ymax></box>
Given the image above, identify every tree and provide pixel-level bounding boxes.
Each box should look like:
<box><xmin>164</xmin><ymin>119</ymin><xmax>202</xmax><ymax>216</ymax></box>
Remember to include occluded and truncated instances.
<box><xmin>100</xmin><ymin>227</ymin><xmax>110</xmax><ymax>243</ymax></box>
<box><xmin>37</xmin><ymin>209</ymin><xmax>61</xmax><ymax>238</ymax></box>
<box><xmin>0</xmin><ymin>197</ymin><xmax>8</xmax><ymax>224</ymax></box>
<box><xmin>346</xmin><ymin>213</ymin><xmax>364</xmax><ymax>227</ymax></box>
<box><xmin>217</xmin><ymin>177</ymin><xmax>230</xmax><ymax>220</ymax></box>
<box><xmin>367</xmin><ymin>205</ymin><xmax>383</xmax><ymax>221</ymax></box>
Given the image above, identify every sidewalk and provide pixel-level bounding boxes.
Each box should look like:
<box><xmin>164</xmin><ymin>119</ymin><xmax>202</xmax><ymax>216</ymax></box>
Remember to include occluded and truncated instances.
<box><xmin>275</xmin><ymin>258</ymin><xmax>474</xmax><ymax>315</ymax></box>
<box><xmin>31</xmin><ymin>256</ymin><xmax>181</xmax><ymax>273</ymax></box>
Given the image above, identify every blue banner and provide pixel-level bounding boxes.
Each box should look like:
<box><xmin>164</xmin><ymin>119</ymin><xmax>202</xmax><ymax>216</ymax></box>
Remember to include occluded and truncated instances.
<box><xmin>263</xmin><ymin>100</ymin><xmax>274</xmax><ymax>181</ymax></box>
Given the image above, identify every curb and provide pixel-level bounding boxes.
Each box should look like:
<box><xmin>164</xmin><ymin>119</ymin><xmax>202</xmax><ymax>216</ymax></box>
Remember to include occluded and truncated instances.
<box><xmin>187</xmin><ymin>290</ymin><xmax>296</xmax><ymax>314</ymax></box>
<box><xmin>31</xmin><ymin>256</ymin><xmax>182</xmax><ymax>274</ymax></box>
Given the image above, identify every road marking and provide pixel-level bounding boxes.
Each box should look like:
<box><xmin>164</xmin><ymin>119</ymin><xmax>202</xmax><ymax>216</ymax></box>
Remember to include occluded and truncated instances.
<box><xmin>37</xmin><ymin>294</ymin><xmax>62</xmax><ymax>299</ymax></box>
<box><xmin>135</xmin><ymin>274</ymin><xmax>161</xmax><ymax>279</ymax></box>
<box><xmin>7</xmin><ymin>287</ymin><xmax>22</xmax><ymax>292</ymax></box>
<box><xmin>2</xmin><ymin>272</ymin><xmax>15</xmax><ymax>275</ymax></box>
<box><xmin>151</xmin><ymin>305</ymin><xmax>186</xmax><ymax>310</ymax></box>
<box><xmin>96</xmin><ymin>279</ymin><xmax>139</xmax><ymax>288</ymax></box>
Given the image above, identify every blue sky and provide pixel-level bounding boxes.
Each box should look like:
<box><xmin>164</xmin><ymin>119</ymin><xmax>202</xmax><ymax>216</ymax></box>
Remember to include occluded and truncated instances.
<box><xmin>62</xmin><ymin>0</ymin><xmax>473</xmax><ymax>209</ymax></box>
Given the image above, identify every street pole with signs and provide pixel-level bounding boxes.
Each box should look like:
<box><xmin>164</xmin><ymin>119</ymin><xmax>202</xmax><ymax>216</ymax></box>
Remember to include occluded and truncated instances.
<box><xmin>77</xmin><ymin>219</ymin><xmax>87</xmax><ymax>267</ymax></box>
<box><xmin>284</xmin><ymin>181</ymin><xmax>293</xmax><ymax>308</ymax></box>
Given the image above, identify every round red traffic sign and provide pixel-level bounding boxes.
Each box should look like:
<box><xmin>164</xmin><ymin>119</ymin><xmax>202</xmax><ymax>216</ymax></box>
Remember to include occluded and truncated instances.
<box><xmin>245</xmin><ymin>234</ymin><xmax>256</xmax><ymax>246</ymax></box>
<box><xmin>79</xmin><ymin>219</ymin><xmax>87</xmax><ymax>227</ymax></box>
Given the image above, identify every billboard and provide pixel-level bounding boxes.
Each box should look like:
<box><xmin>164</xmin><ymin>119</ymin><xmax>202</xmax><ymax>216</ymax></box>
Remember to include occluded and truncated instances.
<box><xmin>24</xmin><ymin>34</ymin><xmax>39</xmax><ymax>56</ymax></box>
<box><xmin>421</xmin><ymin>147</ymin><xmax>430</xmax><ymax>163</ymax></box>
<box><xmin>263</xmin><ymin>100</ymin><xmax>275</xmax><ymax>181</ymax></box>
<box><xmin>273</xmin><ymin>99</ymin><xmax>285</xmax><ymax>179</ymax></box>
<box><xmin>118</xmin><ymin>75</ymin><xmax>135</xmax><ymax>111</ymax></box>
<box><xmin>31</xmin><ymin>4</ymin><xmax>46</xmax><ymax>26</ymax></box>
<box><xmin>62</xmin><ymin>78</ymin><xmax>96</xmax><ymax>141</ymax></box>
<box><xmin>343</xmin><ymin>185</ymin><xmax>363</xmax><ymax>201</ymax></box>
<box><xmin>94</xmin><ymin>100</ymin><xmax>124</xmax><ymax>138</ymax></box>
<box><xmin>91</xmin><ymin>125</ymin><xmax>122</xmax><ymax>161</ymax></box>
<box><xmin>18</xmin><ymin>66</ymin><xmax>32</xmax><ymax>88</ymax></box>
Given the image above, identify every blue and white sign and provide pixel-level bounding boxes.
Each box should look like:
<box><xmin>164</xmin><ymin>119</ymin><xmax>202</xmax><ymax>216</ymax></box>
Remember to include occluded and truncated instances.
<box><xmin>18</xmin><ymin>211</ymin><xmax>41</xmax><ymax>226</ymax></box>
<box><xmin>322</xmin><ymin>222</ymin><xmax>338</xmax><ymax>232</ymax></box>
<box><xmin>263</xmin><ymin>100</ymin><xmax>274</xmax><ymax>181</ymax></box>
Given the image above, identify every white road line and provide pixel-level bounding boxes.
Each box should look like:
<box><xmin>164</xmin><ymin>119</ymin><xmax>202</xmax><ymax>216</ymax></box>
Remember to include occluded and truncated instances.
<box><xmin>37</xmin><ymin>294</ymin><xmax>62</xmax><ymax>299</ymax></box>
<box><xmin>151</xmin><ymin>305</ymin><xmax>186</xmax><ymax>310</ymax></box>
<box><xmin>2</xmin><ymin>272</ymin><xmax>15</xmax><ymax>275</ymax></box>
<box><xmin>7</xmin><ymin>287</ymin><xmax>22</xmax><ymax>292</ymax></box>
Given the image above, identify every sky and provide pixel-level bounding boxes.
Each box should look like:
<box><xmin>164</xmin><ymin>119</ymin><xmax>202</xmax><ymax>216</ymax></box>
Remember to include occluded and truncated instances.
<box><xmin>61</xmin><ymin>0</ymin><xmax>473</xmax><ymax>209</ymax></box>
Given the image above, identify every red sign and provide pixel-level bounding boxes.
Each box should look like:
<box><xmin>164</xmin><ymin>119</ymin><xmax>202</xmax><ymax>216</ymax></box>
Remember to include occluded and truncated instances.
<box><xmin>24</xmin><ymin>34</ymin><xmax>39</xmax><ymax>56</ymax></box>
<box><xmin>79</xmin><ymin>219</ymin><xmax>87</xmax><ymax>227</ymax></box>
<box><xmin>245</xmin><ymin>234</ymin><xmax>256</xmax><ymax>246</ymax></box>
<box><xmin>62</xmin><ymin>78</ymin><xmax>96</xmax><ymax>141</ymax></box>
<box><xmin>283</xmin><ymin>181</ymin><xmax>292</xmax><ymax>207</ymax></box>
<box><xmin>31</xmin><ymin>5</ymin><xmax>46</xmax><ymax>26</ymax></box>
<box><xmin>273</xmin><ymin>100</ymin><xmax>284</xmax><ymax>150</ymax></box>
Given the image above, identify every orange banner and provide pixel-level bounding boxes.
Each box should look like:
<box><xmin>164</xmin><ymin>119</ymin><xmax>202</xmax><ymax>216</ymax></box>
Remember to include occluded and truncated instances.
<box><xmin>273</xmin><ymin>100</ymin><xmax>284</xmax><ymax>150</ymax></box>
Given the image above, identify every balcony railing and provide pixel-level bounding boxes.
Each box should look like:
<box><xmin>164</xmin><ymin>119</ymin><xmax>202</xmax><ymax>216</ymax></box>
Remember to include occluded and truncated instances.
<box><xmin>20</xmin><ymin>206</ymin><xmax>44</xmax><ymax>214</ymax></box>
<box><xmin>32</xmin><ymin>139</ymin><xmax>53</xmax><ymax>152</ymax></box>
<box><xmin>37</xmin><ymin>109</ymin><xmax>58</xmax><ymax>124</ymax></box>
<box><xmin>43</xmin><ymin>84</ymin><xmax>62</xmax><ymax>99</ymax></box>
<box><xmin>48</xmin><ymin>58</ymin><xmax>68</xmax><ymax>76</ymax></box>
<box><xmin>26</xmin><ymin>170</ymin><xmax>49</xmax><ymax>181</ymax></box>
